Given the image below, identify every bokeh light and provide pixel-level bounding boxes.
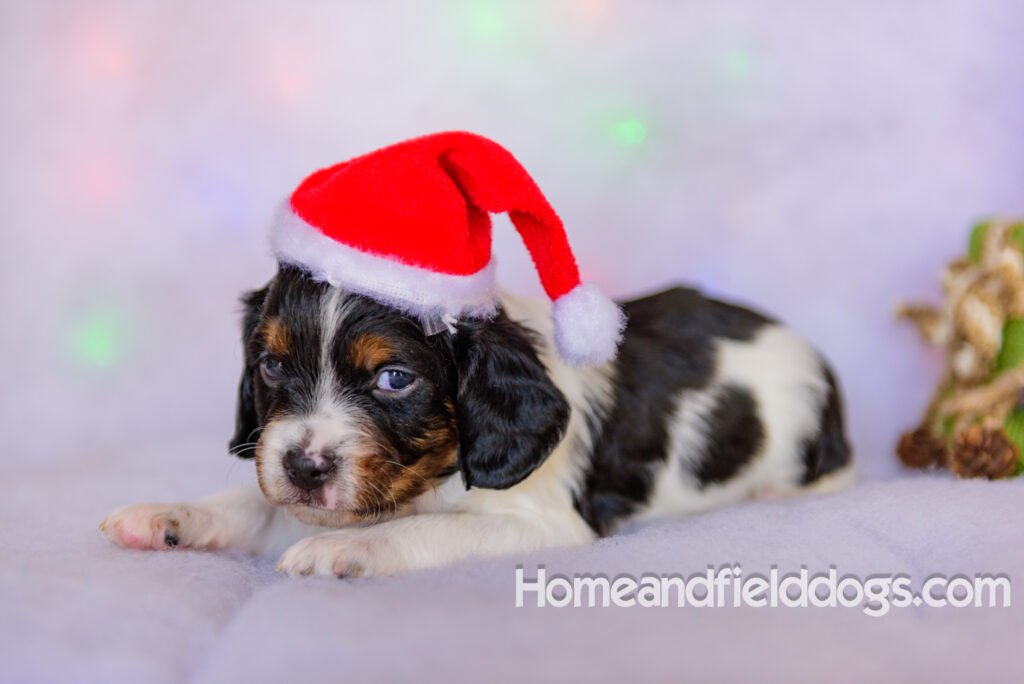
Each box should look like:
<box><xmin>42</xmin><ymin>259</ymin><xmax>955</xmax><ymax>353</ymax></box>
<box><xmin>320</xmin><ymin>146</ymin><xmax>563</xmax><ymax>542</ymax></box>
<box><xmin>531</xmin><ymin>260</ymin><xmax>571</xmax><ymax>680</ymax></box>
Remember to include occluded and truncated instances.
<box><xmin>722</xmin><ymin>48</ymin><xmax>754</xmax><ymax>82</ymax></box>
<box><xmin>465</xmin><ymin>1</ymin><xmax>505</xmax><ymax>41</ymax></box>
<box><xmin>67</xmin><ymin>306</ymin><xmax>129</xmax><ymax>369</ymax></box>
<box><xmin>73</xmin><ymin>157</ymin><xmax>127</xmax><ymax>209</ymax></box>
<box><xmin>572</xmin><ymin>0</ymin><xmax>613</xmax><ymax>23</ymax></box>
<box><xmin>610</xmin><ymin>117</ymin><xmax>646</xmax><ymax>145</ymax></box>
<box><xmin>69</xmin><ymin>21</ymin><xmax>136</xmax><ymax>83</ymax></box>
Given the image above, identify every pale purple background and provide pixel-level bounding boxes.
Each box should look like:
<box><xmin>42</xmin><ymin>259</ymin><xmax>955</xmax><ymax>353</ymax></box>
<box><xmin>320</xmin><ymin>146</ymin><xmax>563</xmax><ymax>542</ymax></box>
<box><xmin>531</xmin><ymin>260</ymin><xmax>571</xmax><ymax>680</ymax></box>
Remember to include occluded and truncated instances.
<box><xmin>1</xmin><ymin>1</ymin><xmax>1022</xmax><ymax>682</ymax></box>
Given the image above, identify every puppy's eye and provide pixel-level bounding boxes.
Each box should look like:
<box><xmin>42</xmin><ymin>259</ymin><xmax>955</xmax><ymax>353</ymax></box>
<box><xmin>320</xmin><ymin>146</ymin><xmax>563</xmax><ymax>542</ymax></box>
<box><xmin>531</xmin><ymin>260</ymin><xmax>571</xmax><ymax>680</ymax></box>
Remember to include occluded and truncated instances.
<box><xmin>375</xmin><ymin>368</ymin><xmax>416</xmax><ymax>393</ymax></box>
<box><xmin>260</xmin><ymin>357</ymin><xmax>284</xmax><ymax>386</ymax></box>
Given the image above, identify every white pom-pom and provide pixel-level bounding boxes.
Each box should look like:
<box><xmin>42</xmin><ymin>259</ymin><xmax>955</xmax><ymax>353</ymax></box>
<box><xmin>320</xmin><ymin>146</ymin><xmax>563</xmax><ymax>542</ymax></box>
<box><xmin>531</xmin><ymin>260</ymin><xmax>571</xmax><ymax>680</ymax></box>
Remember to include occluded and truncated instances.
<box><xmin>551</xmin><ymin>282</ymin><xmax>626</xmax><ymax>366</ymax></box>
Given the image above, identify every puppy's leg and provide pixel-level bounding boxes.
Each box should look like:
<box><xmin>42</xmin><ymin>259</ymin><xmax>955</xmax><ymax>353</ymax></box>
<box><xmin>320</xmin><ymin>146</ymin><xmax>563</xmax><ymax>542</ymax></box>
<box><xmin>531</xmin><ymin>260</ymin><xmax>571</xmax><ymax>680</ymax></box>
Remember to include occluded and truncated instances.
<box><xmin>277</xmin><ymin>511</ymin><xmax>595</xmax><ymax>577</ymax></box>
<box><xmin>100</xmin><ymin>485</ymin><xmax>320</xmax><ymax>555</ymax></box>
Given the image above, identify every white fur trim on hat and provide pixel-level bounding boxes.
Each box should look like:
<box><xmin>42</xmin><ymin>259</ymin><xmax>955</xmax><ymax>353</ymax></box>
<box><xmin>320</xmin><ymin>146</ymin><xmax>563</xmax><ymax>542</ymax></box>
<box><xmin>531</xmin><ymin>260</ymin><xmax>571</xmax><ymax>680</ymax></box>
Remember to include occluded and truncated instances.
<box><xmin>551</xmin><ymin>282</ymin><xmax>626</xmax><ymax>366</ymax></box>
<box><xmin>270</xmin><ymin>204</ymin><xmax>499</xmax><ymax>320</ymax></box>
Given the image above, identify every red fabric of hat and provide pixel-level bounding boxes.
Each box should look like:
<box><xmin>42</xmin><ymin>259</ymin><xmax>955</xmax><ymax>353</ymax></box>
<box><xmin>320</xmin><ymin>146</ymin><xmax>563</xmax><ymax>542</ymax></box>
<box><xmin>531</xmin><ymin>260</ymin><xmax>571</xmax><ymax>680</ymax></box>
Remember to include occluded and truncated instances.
<box><xmin>270</xmin><ymin>131</ymin><xmax>624</xmax><ymax>365</ymax></box>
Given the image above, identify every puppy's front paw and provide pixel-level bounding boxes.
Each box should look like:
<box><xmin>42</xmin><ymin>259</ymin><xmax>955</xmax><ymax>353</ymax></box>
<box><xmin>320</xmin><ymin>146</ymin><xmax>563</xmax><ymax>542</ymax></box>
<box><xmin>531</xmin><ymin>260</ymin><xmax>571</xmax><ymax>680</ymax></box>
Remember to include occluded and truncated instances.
<box><xmin>277</xmin><ymin>530</ymin><xmax>394</xmax><ymax>578</ymax></box>
<box><xmin>100</xmin><ymin>503</ymin><xmax>196</xmax><ymax>550</ymax></box>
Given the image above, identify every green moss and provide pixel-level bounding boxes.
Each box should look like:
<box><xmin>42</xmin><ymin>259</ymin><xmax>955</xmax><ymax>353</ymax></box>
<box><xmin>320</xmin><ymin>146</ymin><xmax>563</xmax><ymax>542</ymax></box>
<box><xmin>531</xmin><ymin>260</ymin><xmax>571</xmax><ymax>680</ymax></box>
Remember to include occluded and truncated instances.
<box><xmin>941</xmin><ymin>415</ymin><xmax>955</xmax><ymax>436</ymax></box>
<box><xmin>968</xmin><ymin>221</ymin><xmax>990</xmax><ymax>263</ymax></box>
<box><xmin>964</xmin><ymin>221</ymin><xmax>1024</xmax><ymax>476</ymax></box>
<box><xmin>969</xmin><ymin>220</ymin><xmax>1024</xmax><ymax>262</ymax></box>
<box><xmin>1003</xmin><ymin>409</ymin><xmax>1024</xmax><ymax>450</ymax></box>
<box><xmin>995</xmin><ymin>318</ymin><xmax>1024</xmax><ymax>373</ymax></box>
<box><xmin>1003</xmin><ymin>409</ymin><xmax>1024</xmax><ymax>478</ymax></box>
<box><xmin>1012</xmin><ymin>222</ymin><xmax>1024</xmax><ymax>249</ymax></box>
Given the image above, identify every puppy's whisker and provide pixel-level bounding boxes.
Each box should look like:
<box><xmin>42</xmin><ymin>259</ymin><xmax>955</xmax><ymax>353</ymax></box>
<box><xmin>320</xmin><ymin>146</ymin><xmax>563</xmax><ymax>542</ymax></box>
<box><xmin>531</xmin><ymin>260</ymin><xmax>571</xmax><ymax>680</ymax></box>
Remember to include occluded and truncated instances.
<box><xmin>224</xmin><ymin>457</ymin><xmax>242</xmax><ymax>483</ymax></box>
<box><xmin>384</xmin><ymin>460</ymin><xmax>431</xmax><ymax>487</ymax></box>
<box><xmin>362</xmin><ymin>477</ymin><xmax>397</xmax><ymax>519</ymax></box>
<box><xmin>376</xmin><ymin>441</ymin><xmax>439</xmax><ymax>492</ymax></box>
<box><xmin>377</xmin><ymin>477</ymin><xmax>398</xmax><ymax>514</ymax></box>
<box><xmin>229</xmin><ymin>427</ymin><xmax>265</xmax><ymax>455</ymax></box>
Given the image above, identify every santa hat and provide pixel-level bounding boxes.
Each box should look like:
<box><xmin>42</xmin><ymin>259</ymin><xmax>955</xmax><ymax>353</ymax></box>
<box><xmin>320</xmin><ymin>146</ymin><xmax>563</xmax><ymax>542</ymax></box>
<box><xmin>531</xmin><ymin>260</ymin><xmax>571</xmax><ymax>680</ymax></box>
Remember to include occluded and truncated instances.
<box><xmin>270</xmin><ymin>131</ymin><xmax>625</xmax><ymax>366</ymax></box>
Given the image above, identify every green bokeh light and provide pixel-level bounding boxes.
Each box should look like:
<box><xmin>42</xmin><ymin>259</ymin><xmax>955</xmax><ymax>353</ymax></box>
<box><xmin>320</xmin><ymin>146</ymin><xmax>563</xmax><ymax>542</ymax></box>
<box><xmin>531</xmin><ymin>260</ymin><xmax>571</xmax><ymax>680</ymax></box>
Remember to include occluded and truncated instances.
<box><xmin>722</xmin><ymin>49</ymin><xmax>753</xmax><ymax>82</ymax></box>
<box><xmin>68</xmin><ymin>307</ymin><xmax>127</xmax><ymax>369</ymax></box>
<box><xmin>610</xmin><ymin>118</ymin><xmax>646</xmax><ymax>146</ymax></box>
<box><xmin>466</xmin><ymin>1</ymin><xmax>505</xmax><ymax>41</ymax></box>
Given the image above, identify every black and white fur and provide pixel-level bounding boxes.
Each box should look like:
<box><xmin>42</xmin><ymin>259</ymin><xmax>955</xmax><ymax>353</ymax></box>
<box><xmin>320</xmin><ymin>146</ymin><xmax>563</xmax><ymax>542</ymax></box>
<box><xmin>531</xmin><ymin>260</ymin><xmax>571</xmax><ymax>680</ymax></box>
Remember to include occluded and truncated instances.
<box><xmin>101</xmin><ymin>266</ymin><xmax>853</xmax><ymax>577</ymax></box>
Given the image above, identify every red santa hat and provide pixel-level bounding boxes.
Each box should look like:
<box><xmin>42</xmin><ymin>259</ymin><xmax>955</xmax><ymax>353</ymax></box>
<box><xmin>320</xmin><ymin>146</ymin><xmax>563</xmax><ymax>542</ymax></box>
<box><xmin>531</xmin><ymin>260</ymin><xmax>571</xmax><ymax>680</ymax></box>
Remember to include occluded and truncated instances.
<box><xmin>270</xmin><ymin>131</ymin><xmax>625</xmax><ymax>366</ymax></box>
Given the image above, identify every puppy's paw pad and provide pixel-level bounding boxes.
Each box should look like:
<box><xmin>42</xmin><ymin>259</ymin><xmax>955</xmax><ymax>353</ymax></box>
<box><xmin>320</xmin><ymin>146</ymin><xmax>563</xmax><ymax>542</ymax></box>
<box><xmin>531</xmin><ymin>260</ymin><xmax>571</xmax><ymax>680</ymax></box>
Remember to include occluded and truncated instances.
<box><xmin>277</xmin><ymin>533</ymin><xmax>377</xmax><ymax>578</ymax></box>
<box><xmin>333</xmin><ymin>559</ymin><xmax>365</xmax><ymax>579</ymax></box>
<box><xmin>99</xmin><ymin>505</ymin><xmax>186</xmax><ymax>551</ymax></box>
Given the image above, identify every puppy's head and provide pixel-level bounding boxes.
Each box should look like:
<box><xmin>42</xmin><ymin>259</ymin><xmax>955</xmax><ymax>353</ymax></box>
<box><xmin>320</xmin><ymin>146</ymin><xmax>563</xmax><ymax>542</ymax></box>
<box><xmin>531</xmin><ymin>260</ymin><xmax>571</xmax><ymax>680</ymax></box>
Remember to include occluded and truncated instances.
<box><xmin>230</xmin><ymin>265</ymin><xmax>569</xmax><ymax>525</ymax></box>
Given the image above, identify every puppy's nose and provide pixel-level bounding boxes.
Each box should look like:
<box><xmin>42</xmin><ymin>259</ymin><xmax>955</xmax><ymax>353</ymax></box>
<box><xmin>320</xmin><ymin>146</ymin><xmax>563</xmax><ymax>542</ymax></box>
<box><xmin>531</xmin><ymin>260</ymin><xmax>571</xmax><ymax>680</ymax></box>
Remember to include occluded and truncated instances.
<box><xmin>284</xmin><ymin>449</ymin><xmax>333</xmax><ymax>491</ymax></box>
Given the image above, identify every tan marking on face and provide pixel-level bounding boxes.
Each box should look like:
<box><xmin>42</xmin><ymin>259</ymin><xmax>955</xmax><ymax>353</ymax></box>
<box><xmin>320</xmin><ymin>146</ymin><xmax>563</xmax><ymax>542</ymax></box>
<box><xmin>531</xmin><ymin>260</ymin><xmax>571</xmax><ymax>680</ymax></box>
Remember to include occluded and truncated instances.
<box><xmin>349</xmin><ymin>333</ymin><xmax>394</xmax><ymax>370</ymax></box>
<box><xmin>253</xmin><ymin>423</ymin><xmax>281</xmax><ymax>503</ymax></box>
<box><xmin>352</xmin><ymin>403</ymin><xmax>458</xmax><ymax>518</ymax></box>
<box><xmin>353</xmin><ymin>447</ymin><xmax>457</xmax><ymax>520</ymax></box>
<box><xmin>263</xmin><ymin>318</ymin><xmax>291</xmax><ymax>358</ymax></box>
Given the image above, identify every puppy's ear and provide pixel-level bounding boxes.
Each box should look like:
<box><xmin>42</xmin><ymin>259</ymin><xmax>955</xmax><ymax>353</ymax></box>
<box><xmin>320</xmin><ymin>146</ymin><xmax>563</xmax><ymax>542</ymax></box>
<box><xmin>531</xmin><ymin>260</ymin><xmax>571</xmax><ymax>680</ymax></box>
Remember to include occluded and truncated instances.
<box><xmin>229</xmin><ymin>286</ymin><xmax>267</xmax><ymax>458</ymax></box>
<box><xmin>452</xmin><ymin>314</ymin><xmax>570</xmax><ymax>489</ymax></box>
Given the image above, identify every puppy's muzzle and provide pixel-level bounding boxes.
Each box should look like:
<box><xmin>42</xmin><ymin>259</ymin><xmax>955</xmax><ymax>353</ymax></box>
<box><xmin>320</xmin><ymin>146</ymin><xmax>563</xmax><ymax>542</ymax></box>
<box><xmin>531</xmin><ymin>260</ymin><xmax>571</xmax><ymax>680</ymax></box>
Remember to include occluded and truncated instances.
<box><xmin>283</xmin><ymin>448</ymin><xmax>335</xmax><ymax>492</ymax></box>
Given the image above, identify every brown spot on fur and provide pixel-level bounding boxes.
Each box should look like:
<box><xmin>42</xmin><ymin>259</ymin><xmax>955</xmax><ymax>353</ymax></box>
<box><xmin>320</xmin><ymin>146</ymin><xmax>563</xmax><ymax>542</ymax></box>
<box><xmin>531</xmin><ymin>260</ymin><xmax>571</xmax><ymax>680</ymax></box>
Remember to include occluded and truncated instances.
<box><xmin>407</xmin><ymin>406</ymin><xmax>458</xmax><ymax>454</ymax></box>
<box><xmin>354</xmin><ymin>445</ymin><xmax>458</xmax><ymax>520</ymax></box>
<box><xmin>353</xmin><ymin>404</ymin><xmax>458</xmax><ymax>518</ymax></box>
<box><xmin>349</xmin><ymin>333</ymin><xmax>394</xmax><ymax>370</ymax></box>
<box><xmin>262</xmin><ymin>318</ymin><xmax>291</xmax><ymax>357</ymax></box>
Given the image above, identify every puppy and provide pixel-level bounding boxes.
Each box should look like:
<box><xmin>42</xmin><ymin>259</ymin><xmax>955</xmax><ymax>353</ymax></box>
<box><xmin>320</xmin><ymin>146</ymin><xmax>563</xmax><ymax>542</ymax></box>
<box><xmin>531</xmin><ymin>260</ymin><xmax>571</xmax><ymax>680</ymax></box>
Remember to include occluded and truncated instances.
<box><xmin>101</xmin><ymin>265</ymin><xmax>853</xmax><ymax>577</ymax></box>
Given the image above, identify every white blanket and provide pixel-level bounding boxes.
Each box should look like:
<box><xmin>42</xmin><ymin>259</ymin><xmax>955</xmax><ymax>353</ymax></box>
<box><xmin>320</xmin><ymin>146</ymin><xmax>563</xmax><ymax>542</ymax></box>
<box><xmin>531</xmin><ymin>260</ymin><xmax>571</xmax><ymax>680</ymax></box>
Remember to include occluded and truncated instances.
<box><xmin>2</xmin><ymin>449</ymin><xmax>1021</xmax><ymax>682</ymax></box>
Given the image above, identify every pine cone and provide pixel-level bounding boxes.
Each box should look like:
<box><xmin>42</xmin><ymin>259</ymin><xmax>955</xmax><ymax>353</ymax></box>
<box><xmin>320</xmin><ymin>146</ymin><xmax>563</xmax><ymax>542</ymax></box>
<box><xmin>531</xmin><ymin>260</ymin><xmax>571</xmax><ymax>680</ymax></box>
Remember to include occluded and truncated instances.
<box><xmin>896</xmin><ymin>428</ymin><xmax>947</xmax><ymax>469</ymax></box>
<box><xmin>949</xmin><ymin>425</ymin><xmax>1019</xmax><ymax>479</ymax></box>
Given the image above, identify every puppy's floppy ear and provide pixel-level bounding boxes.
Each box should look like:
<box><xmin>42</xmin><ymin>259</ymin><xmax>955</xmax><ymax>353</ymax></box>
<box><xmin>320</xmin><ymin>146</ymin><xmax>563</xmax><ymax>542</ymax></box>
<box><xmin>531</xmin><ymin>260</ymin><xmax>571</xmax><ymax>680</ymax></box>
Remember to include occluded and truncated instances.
<box><xmin>452</xmin><ymin>314</ymin><xmax>570</xmax><ymax>489</ymax></box>
<box><xmin>229</xmin><ymin>286</ymin><xmax>268</xmax><ymax>458</ymax></box>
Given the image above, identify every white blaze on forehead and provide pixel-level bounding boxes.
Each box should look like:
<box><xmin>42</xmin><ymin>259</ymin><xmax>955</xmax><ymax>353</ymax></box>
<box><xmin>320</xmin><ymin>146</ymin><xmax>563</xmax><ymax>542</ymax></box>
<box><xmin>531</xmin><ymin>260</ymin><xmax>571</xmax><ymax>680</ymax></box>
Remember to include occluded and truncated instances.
<box><xmin>304</xmin><ymin>403</ymin><xmax>366</xmax><ymax>455</ymax></box>
<box><xmin>256</xmin><ymin>286</ymin><xmax>376</xmax><ymax>510</ymax></box>
<box><xmin>307</xmin><ymin>285</ymin><xmax>368</xmax><ymax>454</ymax></box>
<box><xmin>315</xmin><ymin>287</ymin><xmax>352</xmax><ymax>411</ymax></box>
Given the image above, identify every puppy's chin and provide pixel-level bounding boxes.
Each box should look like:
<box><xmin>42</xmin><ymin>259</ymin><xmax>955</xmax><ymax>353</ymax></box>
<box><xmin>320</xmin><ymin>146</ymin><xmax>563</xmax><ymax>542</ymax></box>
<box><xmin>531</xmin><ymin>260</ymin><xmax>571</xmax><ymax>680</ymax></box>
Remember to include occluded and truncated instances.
<box><xmin>285</xmin><ymin>504</ymin><xmax>361</xmax><ymax>528</ymax></box>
